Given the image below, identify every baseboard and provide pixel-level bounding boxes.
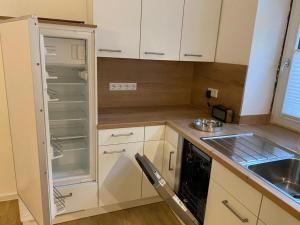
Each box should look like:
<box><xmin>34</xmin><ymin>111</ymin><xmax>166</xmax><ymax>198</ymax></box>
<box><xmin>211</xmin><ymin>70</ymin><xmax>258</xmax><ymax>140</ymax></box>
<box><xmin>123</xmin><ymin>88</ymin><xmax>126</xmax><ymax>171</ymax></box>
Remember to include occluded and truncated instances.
<box><xmin>0</xmin><ymin>192</ymin><xmax>18</xmax><ymax>202</ymax></box>
<box><xmin>238</xmin><ymin>114</ymin><xmax>270</xmax><ymax>125</ymax></box>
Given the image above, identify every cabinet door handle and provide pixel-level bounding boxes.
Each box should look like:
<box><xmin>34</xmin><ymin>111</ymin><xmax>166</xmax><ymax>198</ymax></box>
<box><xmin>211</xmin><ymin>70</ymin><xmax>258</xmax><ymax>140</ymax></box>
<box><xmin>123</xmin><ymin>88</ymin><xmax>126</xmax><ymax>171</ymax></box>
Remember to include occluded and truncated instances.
<box><xmin>184</xmin><ymin>53</ymin><xmax>203</xmax><ymax>57</ymax></box>
<box><xmin>144</xmin><ymin>51</ymin><xmax>165</xmax><ymax>56</ymax></box>
<box><xmin>111</xmin><ymin>132</ymin><xmax>134</xmax><ymax>137</ymax></box>
<box><xmin>222</xmin><ymin>200</ymin><xmax>249</xmax><ymax>223</ymax></box>
<box><xmin>104</xmin><ymin>149</ymin><xmax>126</xmax><ymax>154</ymax></box>
<box><xmin>99</xmin><ymin>49</ymin><xmax>122</xmax><ymax>53</ymax></box>
<box><xmin>168</xmin><ymin>151</ymin><xmax>175</xmax><ymax>171</ymax></box>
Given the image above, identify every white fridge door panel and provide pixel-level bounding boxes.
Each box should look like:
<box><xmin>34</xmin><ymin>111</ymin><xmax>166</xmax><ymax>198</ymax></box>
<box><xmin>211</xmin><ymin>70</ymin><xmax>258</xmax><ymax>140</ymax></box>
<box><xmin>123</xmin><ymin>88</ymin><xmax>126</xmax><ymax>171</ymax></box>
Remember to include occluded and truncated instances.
<box><xmin>0</xmin><ymin>17</ymin><xmax>53</xmax><ymax>225</ymax></box>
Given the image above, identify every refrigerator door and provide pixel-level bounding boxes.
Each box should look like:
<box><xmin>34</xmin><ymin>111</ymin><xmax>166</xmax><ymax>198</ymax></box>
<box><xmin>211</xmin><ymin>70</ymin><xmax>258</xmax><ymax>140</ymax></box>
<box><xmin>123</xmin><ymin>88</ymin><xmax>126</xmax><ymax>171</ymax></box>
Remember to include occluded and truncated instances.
<box><xmin>0</xmin><ymin>17</ymin><xmax>54</xmax><ymax>225</ymax></box>
<box><xmin>39</xmin><ymin>27</ymin><xmax>97</xmax><ymax>186</ymax></box>
<box><xmin>135</xmin><ymin>154</ymin><xmax>200</xmax><ymax>225</ymax></box>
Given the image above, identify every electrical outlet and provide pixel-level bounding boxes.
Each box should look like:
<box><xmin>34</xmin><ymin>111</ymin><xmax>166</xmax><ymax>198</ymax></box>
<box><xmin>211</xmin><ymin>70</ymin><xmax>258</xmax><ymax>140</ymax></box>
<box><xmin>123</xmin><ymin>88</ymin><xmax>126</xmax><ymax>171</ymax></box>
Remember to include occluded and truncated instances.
<box><xmin>208</xmin><ymin>88</ymin><xmax>218</xmax><ymax>98</ymax></box>
<box><xmin>109</xmin><ymin>83</ymin><xmax>137</xmax><ymax>91</ymax></box>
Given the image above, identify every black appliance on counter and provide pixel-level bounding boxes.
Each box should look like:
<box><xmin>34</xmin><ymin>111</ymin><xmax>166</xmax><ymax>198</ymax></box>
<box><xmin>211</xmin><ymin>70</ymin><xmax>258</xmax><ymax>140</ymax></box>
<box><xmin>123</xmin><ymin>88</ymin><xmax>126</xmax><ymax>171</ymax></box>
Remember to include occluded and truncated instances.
<box><xmin>135</xmin><ymin>139</ymin><xmax>212</xmax><ymax>225</ymax></box>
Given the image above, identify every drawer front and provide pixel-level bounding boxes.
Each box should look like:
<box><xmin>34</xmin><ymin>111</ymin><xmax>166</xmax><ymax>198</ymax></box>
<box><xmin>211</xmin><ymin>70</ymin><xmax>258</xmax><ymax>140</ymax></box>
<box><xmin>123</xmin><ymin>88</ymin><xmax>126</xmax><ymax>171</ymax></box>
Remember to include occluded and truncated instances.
<box><xmin>145</xmin><ymin>125</ymin><xmax>165</xmax><ymax>141</ymax></box>
<box><xmin>211</xmin><ymin>160</ymin><xmax>262</xmax><ymax>216</ymax></box>
<box><xmin>56</xmin><ymin>182</ymin><xmax>98</xmax><ymax>214</ymax></box>
<box><xmin>98</xmin><ymin>127</ymin><xmax>144</xmax><ymax>145</ymax></box>
<box><xmin>165</xmin><ymin>126</ymin><xmax>179</xmax><ymax>148</ymax></box>
<box><xmin>98</xmin><ymin>142</ymin><xmax>143</xmax><ymax>206</ymax></box>
<box><xmin>204</xmin><ymin>180</ymin><xmax>258</xmax><ymax>225</ymax></box>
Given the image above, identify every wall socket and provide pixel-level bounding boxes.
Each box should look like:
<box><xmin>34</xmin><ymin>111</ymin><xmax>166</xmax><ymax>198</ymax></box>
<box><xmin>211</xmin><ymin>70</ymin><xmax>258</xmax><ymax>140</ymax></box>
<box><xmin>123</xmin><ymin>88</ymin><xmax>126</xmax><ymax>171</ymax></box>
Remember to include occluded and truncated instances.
<box><xmin>208</xmin><ymin>88</ymin><xmax>219</xmax><ymax>98</ymax></box>
<box><xmin>109</xmin><ymin>83</ymin><xmax>137</xmax><ymax>91</ymax></box>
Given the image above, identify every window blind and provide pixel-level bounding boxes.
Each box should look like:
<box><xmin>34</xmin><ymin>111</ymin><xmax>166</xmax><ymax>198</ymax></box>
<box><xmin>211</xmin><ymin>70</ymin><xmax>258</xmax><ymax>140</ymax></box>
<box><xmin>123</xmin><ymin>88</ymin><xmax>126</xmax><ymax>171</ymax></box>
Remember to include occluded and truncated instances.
<box><xmin>282</xmin><ymin>51</ymin><xmax>300</xmax><ymax>119</ymax></box>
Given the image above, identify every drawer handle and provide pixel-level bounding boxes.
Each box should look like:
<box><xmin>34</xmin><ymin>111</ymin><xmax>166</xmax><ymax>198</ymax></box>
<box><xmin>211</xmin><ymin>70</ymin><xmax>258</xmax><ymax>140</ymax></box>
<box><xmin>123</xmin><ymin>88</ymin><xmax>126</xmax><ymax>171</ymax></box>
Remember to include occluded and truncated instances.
<box><xmin>184</xmin><ymin>53</ymin><xmax>203</xmax><ymax>57</ymax></box>
<box><xmin>111</xmin><ymin>132</ymin><xmax>134</xmax><ymax>137</ymax></box>
<box><xmin>99</xmin><ymin>49</ymin><xmax>122</xmax><ymax>53</ymax></box>
<box><xmin>104</xmin><ymin>149</ymin><xmax>126</xmax><ymax>154</ymax></box>
<box><xmin>168</xmin><ymin>151</ymin><xmax>175</xmax><ymax>171</ymax></box>
<box><xmin>144</xmin><ymin>51</ymin><xmax>165</xmax><ymax>56</ymax></box>
<box><xmin>222</xmin><ymin>200</ymin><xmax>249</xmax><ymax>223</ymax></box>
<box><xmin>56</xmin><ymin>193</ymin><xmax>73</xmax><ymax>199</ymax></box>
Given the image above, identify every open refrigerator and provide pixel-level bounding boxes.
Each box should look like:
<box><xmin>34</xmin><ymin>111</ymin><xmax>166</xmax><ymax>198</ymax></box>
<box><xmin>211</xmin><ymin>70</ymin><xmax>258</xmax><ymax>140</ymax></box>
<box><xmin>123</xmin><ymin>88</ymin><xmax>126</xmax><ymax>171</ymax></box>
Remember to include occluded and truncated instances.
<box><xmin>0</xmin><ymin>16</ymin><xmax>98</xmax><ymax>225</ymax></box>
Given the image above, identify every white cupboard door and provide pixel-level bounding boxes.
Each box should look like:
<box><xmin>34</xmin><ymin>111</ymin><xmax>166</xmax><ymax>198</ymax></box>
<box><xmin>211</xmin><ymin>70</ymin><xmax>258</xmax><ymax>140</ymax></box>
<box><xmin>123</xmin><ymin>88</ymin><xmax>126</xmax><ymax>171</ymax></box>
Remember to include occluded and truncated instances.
<box><xmin>162</xmin><ymin>141</ymin><xmax>177</xmax><ymax>189</ymax></box>
<box><xmin>180</xmin><ymin>0</ymin><xmax>222</xmax><ymax>62</ymax></box>
<box><xmin>98</xmin><ymin>143</ymin><xmax>143</xmax><ymax>206</ymax></box>
<box><xmin>204</xmin><ymin>180</ymin><xmax>257</xmax><ymax>225</ymax></box>
<box><xmin>142</xmin><ymin>141</ymin><xmax>164</xmax><ymax>198</ymax></box>
<box><xmin>140</xmin><ymin>0</ymin><xmax>184</xmax><ymax>61</ymax></box>
<box><xmin>1</xmin><ymin>17</ymin><xmax>54</xmax><ymax>225</ymax></box>
<box><xmin>93</xmin><ymin>0</ymin><xmax>141</xmax><ymax>59</ymax></box>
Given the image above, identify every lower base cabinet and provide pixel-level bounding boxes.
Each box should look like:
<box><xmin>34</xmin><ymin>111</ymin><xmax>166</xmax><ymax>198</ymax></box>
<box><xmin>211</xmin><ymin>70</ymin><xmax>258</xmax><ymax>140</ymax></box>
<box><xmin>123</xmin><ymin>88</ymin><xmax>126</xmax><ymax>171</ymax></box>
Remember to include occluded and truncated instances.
<box><xmin>259</xmin><ymin>197</ymin><xmax>299</xmax><ymax>225</ymax></box>
<box><xmin>204</xmin><ymin>180</ymin><xmax>258</xmax><ymax>225</ymax></box>
<box><xmin>98</xmin><ymin>142</ymin><xmax>143</xmax><ymax>206</ymax></box>
<box><xmin>142</xmin><ymin>140</ymin><xmax>164</xmax><ymax>198</ymax></box>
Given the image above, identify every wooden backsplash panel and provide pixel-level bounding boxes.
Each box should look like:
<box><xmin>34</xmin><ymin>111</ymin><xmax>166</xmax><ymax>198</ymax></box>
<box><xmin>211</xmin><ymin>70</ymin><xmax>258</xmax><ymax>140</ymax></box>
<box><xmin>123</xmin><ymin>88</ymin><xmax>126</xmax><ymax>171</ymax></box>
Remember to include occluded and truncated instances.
<box><xmin>191</xmin><ymin>62</ymin><xmax>248</xmax><ymax>117</ymax></box>
<box><xmin>98</xmin><ymin>58</ymin><xmax>194</xmax><ymax>108</ymax></box>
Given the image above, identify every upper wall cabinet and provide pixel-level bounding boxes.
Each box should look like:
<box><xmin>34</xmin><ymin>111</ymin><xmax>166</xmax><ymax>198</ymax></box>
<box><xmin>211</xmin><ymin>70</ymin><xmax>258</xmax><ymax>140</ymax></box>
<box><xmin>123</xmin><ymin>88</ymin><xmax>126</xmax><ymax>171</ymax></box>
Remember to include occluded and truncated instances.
<box><xmin>180</xmin><ymin>0</ymin><xmax>222</xmax><ymax>62</ymax></box>
<box><xmin>93</xmin><ymin>0</ymin><xmax>141</xmax><ymax>59</ymax></box>
<box><xmin>140</xmin><ymin>0</ymin><xmax>184</xmax><ymax>61</ymax></box>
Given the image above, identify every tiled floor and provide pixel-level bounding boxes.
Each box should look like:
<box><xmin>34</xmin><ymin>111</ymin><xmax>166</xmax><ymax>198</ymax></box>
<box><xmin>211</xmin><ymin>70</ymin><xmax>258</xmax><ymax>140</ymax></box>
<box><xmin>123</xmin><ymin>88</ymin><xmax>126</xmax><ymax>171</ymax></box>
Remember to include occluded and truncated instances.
<box><xmin>0</xmin><ymin>200</ymin><xmax>180</xmax><ymax>225</ymax></box>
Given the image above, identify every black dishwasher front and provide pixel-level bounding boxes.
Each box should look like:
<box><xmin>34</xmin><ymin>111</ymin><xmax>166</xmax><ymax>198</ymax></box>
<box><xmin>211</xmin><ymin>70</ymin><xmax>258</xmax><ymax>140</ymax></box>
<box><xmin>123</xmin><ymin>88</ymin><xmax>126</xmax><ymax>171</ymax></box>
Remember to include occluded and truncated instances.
<box><xmin>178</xmin><ymin>139</ymin><xmax>212</xmax><ymax>225</ymax></box>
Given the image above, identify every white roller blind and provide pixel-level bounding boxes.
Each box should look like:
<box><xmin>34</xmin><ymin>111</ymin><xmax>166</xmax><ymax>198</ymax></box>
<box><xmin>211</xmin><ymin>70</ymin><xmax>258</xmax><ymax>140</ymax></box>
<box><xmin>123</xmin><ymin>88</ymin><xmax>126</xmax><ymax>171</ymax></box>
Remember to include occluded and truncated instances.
<box><xmin>282</xmin><ymin>50</ymin><xmax>300</xmax><ymax>119</ymax></box>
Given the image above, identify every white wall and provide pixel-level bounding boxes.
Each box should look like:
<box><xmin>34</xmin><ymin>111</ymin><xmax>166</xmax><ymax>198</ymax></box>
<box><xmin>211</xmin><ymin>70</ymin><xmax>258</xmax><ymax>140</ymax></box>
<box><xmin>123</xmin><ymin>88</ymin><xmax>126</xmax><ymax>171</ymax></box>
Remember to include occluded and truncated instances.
<box><xmin>0</xmin><ymin>42</ymin><xmax>17</xmax><ymax>201</ymax></box>
<box><xmin>240</xmin><ymin>0</ymin><xmax>291</xmax><ymax>116</ymax></box>
<box><xmin>0</xmin><ymin>0</ymin><xmax>89</xmax><ymax>22</ymax></box>
<box><xmin>215</xmin><ymin>0</ymin><xmax>258</xmax><ymax>65</ymax></box>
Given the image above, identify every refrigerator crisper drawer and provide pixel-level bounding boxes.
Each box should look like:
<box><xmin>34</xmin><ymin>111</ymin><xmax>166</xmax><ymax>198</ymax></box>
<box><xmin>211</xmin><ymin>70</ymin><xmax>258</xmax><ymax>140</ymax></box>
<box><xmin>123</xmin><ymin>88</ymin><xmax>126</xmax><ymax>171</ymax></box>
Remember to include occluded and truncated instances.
<box><xmin>44</xmin><ymin>37</ymin><xmax>86</xmax><ymax>66</ymax></box>
<box><xmin>55</xmin><ymin>182</ymin><xmax>98</xmax><ymax>215</ymax></box>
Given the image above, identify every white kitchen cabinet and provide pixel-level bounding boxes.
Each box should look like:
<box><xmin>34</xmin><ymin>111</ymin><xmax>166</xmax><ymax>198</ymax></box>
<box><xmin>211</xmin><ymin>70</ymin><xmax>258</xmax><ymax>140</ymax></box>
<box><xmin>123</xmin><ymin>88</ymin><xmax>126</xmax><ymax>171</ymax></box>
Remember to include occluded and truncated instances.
<box><xmin>180</xmin><ymin>0</ymin><xmax>222</xmax><ymax>62</ymax></box>
<box><xmin>142</xmin><ymin>140</ymin><xmax>164</xmax><ymax>198</ymax></box>
<box><xmin>162</xmin><ymin>141</ymin><xmax>178</xmax><ymax>189</ymax></box>
<box><xmin>204</xmin><ymin>180</ymin><xmax>258</xmax><ymax>225</ymax></box>
<box><xmin>259</xmin><ymin>197</ymin><xmax>299</xmax><ymax>225</ymax></box>
<box><xmin>140</xmin><ymin>0</ymin><xmax>184</xmax><ymax>61</ymax></box>
<box><xmin>93</xmin><ymin>0</ymin><xmax>141</xmax><ymax>58</ymax></box>
<box><xmin>98</xmin><ymin>142</ymin><xmax>143</xmax><ymax>206</ymax></box>
<box><xmin>145</xmin><ymin>125</ymin><xmax>165</xmax><ymax>141</ymax></box>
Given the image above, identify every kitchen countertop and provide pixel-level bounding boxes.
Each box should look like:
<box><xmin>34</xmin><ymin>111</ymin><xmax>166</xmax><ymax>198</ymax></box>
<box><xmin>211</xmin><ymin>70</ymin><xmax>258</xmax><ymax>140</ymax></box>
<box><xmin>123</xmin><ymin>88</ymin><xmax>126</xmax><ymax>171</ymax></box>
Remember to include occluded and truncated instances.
<box><xmin>98</xmin><ymin>105</ymin><xmax>209</xmax><ymax>129</ymax></box>
<box><xmin>168</xmin><ymin>120</ymin><xmax>300</xmax><ymax>220</ymax></box>
<box><xmin>97</xmin><ymin>106</ymin><xmax>300</xmax><ymax>219</ymax></box>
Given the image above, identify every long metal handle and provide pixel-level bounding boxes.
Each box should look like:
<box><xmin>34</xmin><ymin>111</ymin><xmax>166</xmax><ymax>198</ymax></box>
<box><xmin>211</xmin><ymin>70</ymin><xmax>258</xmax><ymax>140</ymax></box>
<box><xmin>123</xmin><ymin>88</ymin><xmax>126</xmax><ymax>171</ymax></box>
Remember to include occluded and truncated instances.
<box><xmin>111</xmin><ymin>132</ymin><xmax>134</xmax><ymax>137</ymax></box>
<box><xmin>222</xmin><ymin>200</ymin><xmax>249</xmax><ymax>223</ymax></box>
<box><xmin>144</xmin><ymin>51</ymin><xmax>165</xmax><ymax>56</ymax></box>
<box><xmin>99</xmin><ymin>48</ymin><xmax>122</xmax><ymax>53</ymax></box>
<box><xmin>104</xmin><ymin>149</ymin><xmax>126</xmax><ymax>154</ymax></box>
<box><xmin>184</xmin><ymin>54</ymin><xmax>203</xmax><ymax>57</ymax></box>
<box><xmin>168</xmin><ymin>151</ymin><xmax>175</xmax><ymax>171</ymax></box>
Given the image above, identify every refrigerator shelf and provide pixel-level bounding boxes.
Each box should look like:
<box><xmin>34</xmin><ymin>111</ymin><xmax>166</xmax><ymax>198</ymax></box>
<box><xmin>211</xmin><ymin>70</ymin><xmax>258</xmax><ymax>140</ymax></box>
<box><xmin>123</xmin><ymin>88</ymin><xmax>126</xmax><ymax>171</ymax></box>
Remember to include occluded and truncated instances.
<box><xmin>53</xmin><ymin>185</ymin><xmax>65</xmax><ymax>214</ymax></box>
<box><xmin>49</xmin><ymin>110</ymin><xmax>87</xmax><ymax>122</ymax></box>
<box><xmin>48</xmin><ymin>95</ymin><xmax>87</xmax><ymax>104</ymax></box>
<box><xmin>51</xmin><ymin>137</ymin><xmax>88</xmax><ymax>153</ymax></box>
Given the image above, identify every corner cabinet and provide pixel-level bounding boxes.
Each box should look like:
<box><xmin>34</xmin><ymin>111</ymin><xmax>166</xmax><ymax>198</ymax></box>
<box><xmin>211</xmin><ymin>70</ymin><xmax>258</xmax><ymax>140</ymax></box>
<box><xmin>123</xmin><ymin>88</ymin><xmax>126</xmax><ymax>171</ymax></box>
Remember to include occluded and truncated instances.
<box><xmin>93</xmin><ymin>0</ymin><xmax>222</xmax><ymax>62</ymax></box>
<box><xmin>180</xmin><ymin>0</ymin><xmax>222</xmax><ymax>62</ymax></box>
<box><xmin>93</xmin><ymin>0</ymin><xmax>141</xmax><ymax>59</ymax></box>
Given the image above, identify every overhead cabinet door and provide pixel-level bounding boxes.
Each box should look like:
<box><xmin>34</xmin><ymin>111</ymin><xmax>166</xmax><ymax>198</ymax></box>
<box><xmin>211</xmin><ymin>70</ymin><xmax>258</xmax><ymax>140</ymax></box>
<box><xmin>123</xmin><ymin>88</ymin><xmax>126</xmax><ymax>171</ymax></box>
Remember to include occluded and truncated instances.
<box><xmin>140</xmin><ymin>0</ymin><xmax>184</xmax><ymax>61</ymax></box>
<box><xmin>0</xmin><ymin>17</ymin><xmax>54</xmax><ymax>225</ymax></box>
<box><xmin>180</xmin><ymin>0</ymin><xmax>222</xmax><ymax>62</ymax></box>
<box><xmin>93</xmin><ymin>0</ymin><xmax>141</xmax><ymax>59</ymax></box>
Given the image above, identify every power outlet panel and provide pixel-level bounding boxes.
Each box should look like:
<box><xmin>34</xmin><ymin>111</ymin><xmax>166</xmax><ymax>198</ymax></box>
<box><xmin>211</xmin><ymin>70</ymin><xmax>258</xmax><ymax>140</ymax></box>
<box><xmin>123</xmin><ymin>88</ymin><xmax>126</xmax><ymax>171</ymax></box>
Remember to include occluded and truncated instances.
<box><xmin>109</xmin><ymin>83</ymin><xmax>137</xmax><ymax>91</ymax></box>
<box><xmin>208</xmin><ymin>88</ymin><xmax>219</xmax><ymax>98</ymax></box>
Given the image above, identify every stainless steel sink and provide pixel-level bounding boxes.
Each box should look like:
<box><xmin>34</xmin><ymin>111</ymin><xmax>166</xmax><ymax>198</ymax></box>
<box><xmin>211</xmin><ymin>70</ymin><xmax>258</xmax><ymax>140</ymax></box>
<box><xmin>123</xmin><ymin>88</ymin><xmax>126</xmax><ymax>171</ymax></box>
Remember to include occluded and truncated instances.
<box><xmin>248</xmin><ymin>158</ymin><xmax>300</xmax><ymax>202</ymax></box>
